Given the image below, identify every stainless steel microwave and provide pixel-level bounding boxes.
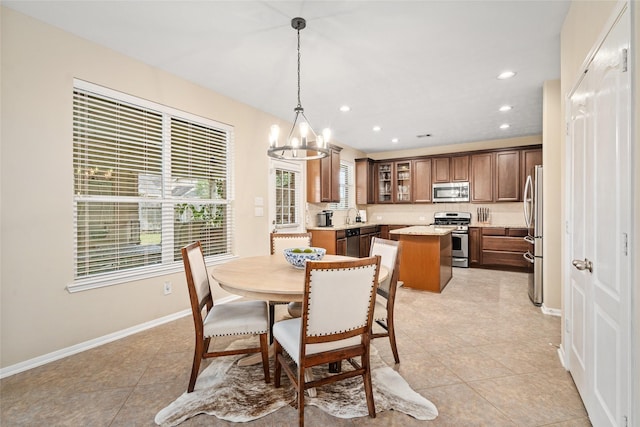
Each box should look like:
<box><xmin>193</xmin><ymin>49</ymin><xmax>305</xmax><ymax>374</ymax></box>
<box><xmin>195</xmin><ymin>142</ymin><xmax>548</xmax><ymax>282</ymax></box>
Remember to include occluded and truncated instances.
<box><xmin>432</xmin><ymin>182</ymin><xmax>470</xmax><ymax>203</ymax></box>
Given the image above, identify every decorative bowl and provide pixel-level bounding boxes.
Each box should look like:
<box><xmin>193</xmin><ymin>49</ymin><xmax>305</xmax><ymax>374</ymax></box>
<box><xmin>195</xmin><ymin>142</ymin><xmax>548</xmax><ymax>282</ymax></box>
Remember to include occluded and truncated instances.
<box><xmin>283</xmin><ymin>247</ymin><xmax>326</xmax><ymax>269</ymax></box>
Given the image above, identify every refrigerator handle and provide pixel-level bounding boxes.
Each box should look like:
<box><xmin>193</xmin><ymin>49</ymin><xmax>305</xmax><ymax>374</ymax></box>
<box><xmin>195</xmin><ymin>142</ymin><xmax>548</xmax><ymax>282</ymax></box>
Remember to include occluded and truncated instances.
<box><xmin>523</xmin><ymin>174</ymin><xmax>532</xmax><ymax>228</ymax></box>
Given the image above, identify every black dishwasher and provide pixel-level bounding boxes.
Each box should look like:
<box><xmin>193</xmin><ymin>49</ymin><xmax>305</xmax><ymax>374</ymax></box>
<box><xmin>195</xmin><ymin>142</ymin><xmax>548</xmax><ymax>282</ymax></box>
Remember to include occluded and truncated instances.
<box><xmin>345</xmin><ymin>228</ymin><xmax>361</xmax><ymax>257</ymax></box>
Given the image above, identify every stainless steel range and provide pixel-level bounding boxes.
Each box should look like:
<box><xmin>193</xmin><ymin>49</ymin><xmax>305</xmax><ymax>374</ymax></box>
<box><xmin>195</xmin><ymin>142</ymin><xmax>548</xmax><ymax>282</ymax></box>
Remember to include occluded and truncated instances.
<box><xmin>434</xmin><ymin>212</ymin><xmax>471</xmax><ymax>268</ymax></box>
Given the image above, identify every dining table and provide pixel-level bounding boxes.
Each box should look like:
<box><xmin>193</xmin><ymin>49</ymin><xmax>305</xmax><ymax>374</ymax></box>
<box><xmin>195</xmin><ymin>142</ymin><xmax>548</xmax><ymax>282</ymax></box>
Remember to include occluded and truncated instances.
<box><xmin>210</xmin><ymin>254</ymin><xmax>388</xmax><ymax>364</ymax></box>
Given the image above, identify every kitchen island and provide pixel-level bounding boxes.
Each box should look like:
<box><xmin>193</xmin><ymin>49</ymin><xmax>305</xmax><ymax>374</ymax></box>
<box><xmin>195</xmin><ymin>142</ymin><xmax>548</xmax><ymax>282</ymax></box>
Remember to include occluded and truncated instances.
<box><xmin>389</xmin><ymin>225</ymin><xmax>454</xmax><ymax>293</ymax></box>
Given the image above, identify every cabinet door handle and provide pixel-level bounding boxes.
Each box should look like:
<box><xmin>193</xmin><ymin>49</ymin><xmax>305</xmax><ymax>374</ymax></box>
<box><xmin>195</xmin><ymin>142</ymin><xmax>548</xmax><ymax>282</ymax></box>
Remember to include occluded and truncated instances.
<box><xmin>572</xmin><ymin>258</ymin><xmax>593</xmax><ymax>273</ymax></box>
<box><xmin>523</xmin><ymin>252</ymin><xmax>534</xmax><ymax>263</ymax></box>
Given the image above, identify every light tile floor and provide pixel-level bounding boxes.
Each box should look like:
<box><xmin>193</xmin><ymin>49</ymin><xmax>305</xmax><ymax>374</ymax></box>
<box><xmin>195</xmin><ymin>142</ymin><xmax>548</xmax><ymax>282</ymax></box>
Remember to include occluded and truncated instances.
<box><xmin>1</xmin><ymin>268</ymin><xmax>591</xmax><ymax>426</ymax></box>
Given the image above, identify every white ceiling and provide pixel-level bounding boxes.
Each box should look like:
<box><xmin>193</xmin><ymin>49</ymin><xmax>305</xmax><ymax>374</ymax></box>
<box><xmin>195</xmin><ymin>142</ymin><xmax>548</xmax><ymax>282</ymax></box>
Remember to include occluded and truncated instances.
<box><xmin>4</xmin><ymin>1</ymin><xmax>571</xmax><ymax>154</ymax></box>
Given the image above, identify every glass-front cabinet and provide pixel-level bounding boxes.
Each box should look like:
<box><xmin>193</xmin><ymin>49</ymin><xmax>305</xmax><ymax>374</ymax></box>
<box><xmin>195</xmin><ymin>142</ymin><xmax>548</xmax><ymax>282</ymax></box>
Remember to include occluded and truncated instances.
<box><xmin>394</xmin><ymin>161</ymin><xmax>412</xmax><ymax>203</ymax></box>
<box><xmin>376</xmin><ymin>162</ymin><xmax>393</xmax><ymax>203</ymax></box>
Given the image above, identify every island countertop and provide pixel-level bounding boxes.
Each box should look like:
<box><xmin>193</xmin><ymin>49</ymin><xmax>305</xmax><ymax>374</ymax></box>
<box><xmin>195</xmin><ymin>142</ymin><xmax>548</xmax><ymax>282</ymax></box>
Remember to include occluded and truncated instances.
<box><xmin>389</xmin><ymin>225</ymin><xmax>455</xmax><ymax>236</ymax></box>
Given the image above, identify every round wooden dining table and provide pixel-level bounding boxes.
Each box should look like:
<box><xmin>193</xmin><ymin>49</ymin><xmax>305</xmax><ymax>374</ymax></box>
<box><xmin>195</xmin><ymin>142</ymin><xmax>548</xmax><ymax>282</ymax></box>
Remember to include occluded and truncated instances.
<box><xmin>211</xmin><ymin>254</ymin><xmax>388</xmax><ymax>303</ymax></box>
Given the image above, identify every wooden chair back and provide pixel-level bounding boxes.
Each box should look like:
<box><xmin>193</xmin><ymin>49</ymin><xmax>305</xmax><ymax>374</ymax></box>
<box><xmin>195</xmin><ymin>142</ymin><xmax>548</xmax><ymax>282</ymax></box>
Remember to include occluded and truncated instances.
<box><xmin>270</xmin><ymin>232</ymin><xmax>312</xmax><ymax>255</ymax></box>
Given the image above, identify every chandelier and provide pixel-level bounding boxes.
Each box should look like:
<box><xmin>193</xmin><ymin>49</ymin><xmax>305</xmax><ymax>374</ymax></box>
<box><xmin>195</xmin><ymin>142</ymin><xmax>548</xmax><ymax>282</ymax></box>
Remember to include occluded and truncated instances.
<box><xmin>267</xmin><ymin>17</ymin><xmax>331</xmax><ymax>161</ymax></box>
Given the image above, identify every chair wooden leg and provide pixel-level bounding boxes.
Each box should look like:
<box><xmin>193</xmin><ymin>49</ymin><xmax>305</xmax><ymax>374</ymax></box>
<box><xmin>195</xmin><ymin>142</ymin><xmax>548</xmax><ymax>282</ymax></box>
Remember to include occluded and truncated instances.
<box><xmin>297</xmin><ymin>365</ymin><xmax>305</xmax><ymax>427</ymax></box>
<box><xmin>187</xmin><ymin>336</ymin><xmax>205</xmax><ymax>392</ymax></box>
<box><xmin>273</xmin><ymin>340</ymin><xmax>282</xmax><ymax>388</ymax></box>
<box><xmin>387</xmin><ymin>316</ymin><xmax>400</xmax><ymax>364</ymax></box>
<box><xmin>260</xmin><ymin>333</ymin><xmax>270</xmax><ymax>383</ymax></box>
<box><xmin>362</xmin><ymin>346</ymin><xmax>376</xmax><ymax>418</ymax></box>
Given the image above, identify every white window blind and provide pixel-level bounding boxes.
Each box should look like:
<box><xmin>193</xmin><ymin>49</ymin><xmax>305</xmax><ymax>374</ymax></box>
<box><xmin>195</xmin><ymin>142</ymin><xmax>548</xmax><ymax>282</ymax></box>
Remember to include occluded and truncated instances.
<box><xmin>330</xmin><ymin>161</ymin><xmax>353</xmax><ymax>210</ymax></box>
<box><xmin>72</xmin><ymin>81</ymin><xmax>233</xmax><ymax>286</ymax></box>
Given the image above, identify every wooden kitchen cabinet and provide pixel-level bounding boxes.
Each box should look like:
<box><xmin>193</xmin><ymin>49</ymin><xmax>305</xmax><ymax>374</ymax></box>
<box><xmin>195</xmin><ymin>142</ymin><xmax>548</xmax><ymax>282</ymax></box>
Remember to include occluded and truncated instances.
<box><xmin>431</xmin><ymin>157</ymin><xmax>450</xmax><ymax>183</ymax></box>
<box><xmin>470</xmin><ymin>152</ymin><xmax>494</xmax><ymax>202</ymax></box>
<box><xmin>469</xmin><ymin>227</ymin><xmax>482</xmax><ymax>266</ymax></box>
<box><xmin>394</xmin><ymin>161</ymin><xmax>412</xmax><ymax>203</ymax></box>
<box><xmin>310</xmin><ymin>229</ymin><xmax>346</xmax><ymax>255</ymax></box>
<box><xmin>494</xmin><ymin>150</ymin><xmax>520</xmax><ymax>202</ymax></box>
<box><xmin>355</xmin><ymin>158</ymin><xmax>376</xmax><ymax>205</ymax></box>
<box><xmin>412</xmin><ymin>158</ymin><xmax>432</xmax><ymax>203</ymax></box>
<box><xmin>480</xmin><ymin>227</ymin><xmax>529</xmax><ymax>269</ymax></box>
<box><xmin>358</xmin><ymin>225</ymin><xmax>380</xmax><ymax>257</ymax></box>
<box><xmin>451</xmin><ymin>155</ymin><xmax>470</xmax><ymax>181</ymax></box>
<box><xmin>376</xmin><ymin>162</ymin><xmax>393</xmax><ymax>203</ymax></box>
<box><xmin>520</xmin><ymin>147</ymin><xmax>542</xmax><ymax>197</ymax></box>
<box><xmin>307</xmin><ymin>146</ymin><xmax>342</xmax><ymax>203</ymax></box>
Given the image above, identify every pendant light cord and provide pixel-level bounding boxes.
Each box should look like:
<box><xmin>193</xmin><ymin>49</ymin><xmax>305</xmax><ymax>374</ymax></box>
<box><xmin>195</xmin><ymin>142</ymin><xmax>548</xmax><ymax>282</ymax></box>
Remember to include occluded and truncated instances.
<box><xmin>297</xmin><ymin>27</ymin><xmax>302</xmax><ymax>110</ymax></box>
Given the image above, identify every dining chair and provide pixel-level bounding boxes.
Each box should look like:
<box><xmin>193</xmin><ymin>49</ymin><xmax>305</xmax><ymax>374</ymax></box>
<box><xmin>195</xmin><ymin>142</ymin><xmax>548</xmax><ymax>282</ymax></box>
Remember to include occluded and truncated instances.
<box><xmin>369</xmin><ymin>237</ymin><xmax>402</xmax><ymax>364</ymax></box>
<box><xmin>181</xmin><ymin>241</ymin><xmax>270</xmax><ymax>392</ymax></box>
<box><xmin>273</xmin><ymin>256</ymin><xmax>381</xmax><ymax>427</ymax></box>
<box><xmin>269</xmin><ymin>232</ymin><xmax>312</xmax><ymax>326</ymax></box>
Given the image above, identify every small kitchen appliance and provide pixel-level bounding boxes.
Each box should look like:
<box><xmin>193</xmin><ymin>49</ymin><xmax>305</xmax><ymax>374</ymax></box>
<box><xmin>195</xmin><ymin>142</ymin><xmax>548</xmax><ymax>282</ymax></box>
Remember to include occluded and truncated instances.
<box><xmin>432</xmin><ymin>182</ymin><xmax>470</xmax><ymax>203</ymax></box>
<box><xmin>433</xmin><ymin>212</ymin><xmax>471</xmax><ymax>268</ymax></box>
<box><xmin>317</xmin><ymin>210</ymin><xmax>333</xmax><ymax>227</ymax></box>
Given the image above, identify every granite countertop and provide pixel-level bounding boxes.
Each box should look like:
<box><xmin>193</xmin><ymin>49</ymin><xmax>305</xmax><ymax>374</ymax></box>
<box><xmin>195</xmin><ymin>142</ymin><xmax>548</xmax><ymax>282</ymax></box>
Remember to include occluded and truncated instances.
<box><xmin>388</xmin><ymin>225</ymin><xmax>455</xmax><ymax>236</ymax></box>
<box><xmin>306</xmin><ymin>223</ymin><xmax>373</xmax><ymax>231</ymax></box>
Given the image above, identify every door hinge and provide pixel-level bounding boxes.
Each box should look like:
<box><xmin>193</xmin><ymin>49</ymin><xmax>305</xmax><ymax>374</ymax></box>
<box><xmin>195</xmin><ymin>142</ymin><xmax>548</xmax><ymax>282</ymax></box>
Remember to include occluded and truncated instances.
<box><xmin>622</xmin><ymin>48</ymin><xmax>628</xmax><ymax>72</ymax></box>
<box><xmin>623</xmin><ymin>415</ymin><xmax>628</xmax><ymax>427</ymax></box>
<box><xmin>565</xmin><ymin>318</ymin><xmax>571</xmax><ymax>333</ymax></box>
<box><xmin>622</xmin><ymin>233</ymin><xmax>628</xmax><ymax>256</ymax></box>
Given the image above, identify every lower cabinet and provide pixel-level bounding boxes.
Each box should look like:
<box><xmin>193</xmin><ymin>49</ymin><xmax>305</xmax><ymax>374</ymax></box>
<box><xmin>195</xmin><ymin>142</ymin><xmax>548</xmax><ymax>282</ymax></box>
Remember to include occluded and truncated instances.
<box><xmin>478</xmin><ymin>227</ymin><xmax>529</xmax><ymax>269</ymax></box>
<box><xmin>469</xmin><ymin>227</ymin><xmax>482</xmax><ymax>266</ymax></box>
<box><xmin>359</xmin><ymin>225</ymin><xmax>380</xmax><ymax>257</ymax></box>
<box><xmin>309</xmin><ymin>226</ymin><xmax>379</xmax><ymax>257</ymax></box>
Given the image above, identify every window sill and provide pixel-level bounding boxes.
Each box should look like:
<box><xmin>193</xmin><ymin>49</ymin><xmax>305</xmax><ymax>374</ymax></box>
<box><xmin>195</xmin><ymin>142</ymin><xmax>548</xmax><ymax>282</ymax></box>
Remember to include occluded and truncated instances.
<box><xmin>66</xmin><ymin>254</ymin><xmax>238</xmax><ymax>293</ymax></box>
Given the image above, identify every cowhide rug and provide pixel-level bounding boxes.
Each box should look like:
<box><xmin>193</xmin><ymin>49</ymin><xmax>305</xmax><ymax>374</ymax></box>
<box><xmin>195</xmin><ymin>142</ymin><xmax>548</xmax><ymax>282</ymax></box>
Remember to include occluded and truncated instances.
<box><xmin>155</xmin><ymin>339</ymin><xmax>438</xmax><ymax>426</ymax></box>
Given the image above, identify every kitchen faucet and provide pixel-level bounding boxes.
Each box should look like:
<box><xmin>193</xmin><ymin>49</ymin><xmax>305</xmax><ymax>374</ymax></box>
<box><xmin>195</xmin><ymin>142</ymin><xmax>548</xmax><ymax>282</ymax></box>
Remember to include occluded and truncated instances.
<box><xmin>346</xmin><ymin>207</ymin><xmax>359</xmax><ymax>224</ymax></box>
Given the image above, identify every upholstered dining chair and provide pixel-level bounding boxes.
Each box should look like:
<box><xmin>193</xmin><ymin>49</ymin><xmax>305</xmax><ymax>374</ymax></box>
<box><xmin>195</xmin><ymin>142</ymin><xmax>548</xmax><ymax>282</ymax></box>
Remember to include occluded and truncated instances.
<box><xmin>181</xmin><ymin>241</ymin><xmax>270</xmax><ymax>392</ymax></box>
<box><xmin>369</xmin><ymin>237</ymin><xmax>402</xmax><ymax>364</ymax></box>
<box><xmin>269</xmin><ymin>232</ymin><xmax>312</xmax><ymax>324</ymax></box>
<box><xmin>273</xmin><ymin>256</ymin><xmax>381</xmax><ymax>427</ymax></box>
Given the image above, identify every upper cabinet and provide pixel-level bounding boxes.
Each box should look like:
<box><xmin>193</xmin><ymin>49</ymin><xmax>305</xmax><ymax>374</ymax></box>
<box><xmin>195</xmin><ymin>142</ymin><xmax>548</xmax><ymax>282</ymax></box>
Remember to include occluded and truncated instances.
<box><xmin>520</xmin><ymin>147</ymin><xmax>543</xmax><ymax>187</ymax></box>
<box><xmin>432</xmin><ymin>155</ymin><xmax>469</xmax><ymax>184</ymax></box>
<box><xmin>353</xmin><ymin>145</ymin><xmax>541</xmax><ymax>205</ymax></box>
<box><xmin>412</xmin><ymin>158</ymin><xmax>432</xmax><ymax>203</ymax></box>
<box><xmin>494</xmin><ymin>150</ymin><xmax>520</xmax><ymax>202</ymax></box>
<box><xmin>307</xmin><ymin>145</ymin><xmax>342</xmax><ymax>203</ymax></box>
<box><xmin>431</xmin><ymin>157</ymin><xmax>450</xmax><ymax>183</ymax></box>
<box><xmin>450</xmin><ymin>155</ymin><xmax>470</xmax><ymax>182</ymax></box>
<box><xmin>470</xmin><ymin>152</ymin><xmax>494</xmax><ymax>202</ymax></box>
<box><xmin>394</xmin><ymin>161</ymin><xmax>412</xmax><ymax>203</ymax></box>
<box><xmin>376</xmin><ymin>162</ymin><xmax>393</xmax><ymax>203</ymax></box>
<box><xmin>355</xmin><ymin>158</ymin><xmax>376</xmax><ymax>205</ymax></box>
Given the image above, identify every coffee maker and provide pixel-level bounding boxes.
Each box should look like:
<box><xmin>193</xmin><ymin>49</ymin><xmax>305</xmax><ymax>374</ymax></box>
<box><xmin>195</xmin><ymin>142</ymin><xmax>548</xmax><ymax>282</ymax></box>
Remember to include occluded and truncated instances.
<box><xmin>317</xmin><ymin>210</ymin><xmax>333</xmax><ymax>227</ymax></box>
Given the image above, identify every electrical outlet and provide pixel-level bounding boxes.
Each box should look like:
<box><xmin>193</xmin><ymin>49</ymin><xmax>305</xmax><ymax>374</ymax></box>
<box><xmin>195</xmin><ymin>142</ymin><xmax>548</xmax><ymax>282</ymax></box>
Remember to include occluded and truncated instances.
<box><xmin>163</xmin><ymin>281</ymin><xmax>172</xmax><ymax>295</ymax></box>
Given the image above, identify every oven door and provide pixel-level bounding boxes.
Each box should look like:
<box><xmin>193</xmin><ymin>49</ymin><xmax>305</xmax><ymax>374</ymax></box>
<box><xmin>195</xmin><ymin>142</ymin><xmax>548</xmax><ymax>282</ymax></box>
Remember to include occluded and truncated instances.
<box><xmin>451</xmin><ymin>232</ymin><xmax>469</xmax><ymax>267</ymax></box>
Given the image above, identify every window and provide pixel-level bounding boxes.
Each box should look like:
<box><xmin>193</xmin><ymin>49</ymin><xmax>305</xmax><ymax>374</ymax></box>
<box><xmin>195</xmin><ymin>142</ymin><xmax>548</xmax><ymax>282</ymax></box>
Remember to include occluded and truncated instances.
<box><xmin>271</xmin><ymin>161</ymin><xmax>302</xmax><ymax>231</ymax></box>
<box><xmin>330</xmin><ymin>161</ymin><xmax>354</xmax><ymax>210</ymax></box>
<box><xmin>72</xmin><ymin>80</ymin><xmax>233</xmax><ymax>290</ymax></box>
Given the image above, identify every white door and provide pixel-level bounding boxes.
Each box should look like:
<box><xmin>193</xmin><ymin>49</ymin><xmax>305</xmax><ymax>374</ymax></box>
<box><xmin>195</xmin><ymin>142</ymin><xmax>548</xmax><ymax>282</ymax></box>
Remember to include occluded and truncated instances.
<box><xmin>566</xmin><ymin>6</ymin><xmax>631</xmax><ymax>426</ymax></box>
<box><xmin>269</xmin><ymin>160</ymin><xmax>304</xmax><ymax>233</ymax></box>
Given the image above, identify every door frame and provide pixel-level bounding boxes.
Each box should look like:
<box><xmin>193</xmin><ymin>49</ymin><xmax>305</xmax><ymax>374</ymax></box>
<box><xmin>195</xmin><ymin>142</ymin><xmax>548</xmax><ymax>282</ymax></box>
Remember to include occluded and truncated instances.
<box><xmin>562</xmin><ymin>1</ymin><xmax>635</xmax><ymax>424</ymax></box>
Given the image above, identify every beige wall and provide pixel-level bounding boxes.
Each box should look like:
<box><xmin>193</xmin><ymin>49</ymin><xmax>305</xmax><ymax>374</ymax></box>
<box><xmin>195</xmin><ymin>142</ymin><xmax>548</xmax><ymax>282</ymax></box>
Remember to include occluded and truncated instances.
<box><xmin>542</xmin><ymin>80</ymin><xmax>561</xmax><ymax>310</ymax></box>
<box><xmin>0</xmin><ymin>8</ymin><xmax>353</xmax><ymax>368</ymax></box>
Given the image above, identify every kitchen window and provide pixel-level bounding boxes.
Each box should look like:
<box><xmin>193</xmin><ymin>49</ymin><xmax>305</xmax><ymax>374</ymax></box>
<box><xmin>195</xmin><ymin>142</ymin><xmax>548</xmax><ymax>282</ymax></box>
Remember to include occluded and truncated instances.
<box><xmin>330</xmin><ymin>161</ymin><xmax>354</xmax><ymax>210</ymax></box>
<box><xmin>71</xmin><ymin>80</ymin><xmax>233</xmax><ymax>291</ymax></box>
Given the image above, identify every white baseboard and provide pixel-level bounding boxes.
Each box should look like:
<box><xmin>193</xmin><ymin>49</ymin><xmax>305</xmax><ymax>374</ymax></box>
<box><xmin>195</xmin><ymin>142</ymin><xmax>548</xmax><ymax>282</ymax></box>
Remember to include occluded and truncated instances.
<box><xmin>557</xmin><ymin>345</ymin><xmax>568</xmax><ymax>370</ymax></box>
<box><xmin>0</xmin><ymin>295</ymin><xmax>240</xmax><ymax>379</ymax></box>
<box><xmin>541</xmin><ymin>304</ymin><xmax>562</xmax><ymax>317</ymax></box>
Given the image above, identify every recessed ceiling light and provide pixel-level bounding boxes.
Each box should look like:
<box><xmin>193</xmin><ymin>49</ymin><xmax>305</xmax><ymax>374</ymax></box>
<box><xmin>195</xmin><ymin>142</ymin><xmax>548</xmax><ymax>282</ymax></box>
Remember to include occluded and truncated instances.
<box><xmin>339</xmin><ymin>105</ymin><xmax>351</xmax><ymax>112</ymax></box>
<box><xmin>500</xmin><ymin>123</ymin><xmax>510</xmax><ymax>129</ymax></box>
<box><xmin>499</xmin><ymin>105</ymin><xmax>513</xmax><ymax>112</ymax></box>
<box><xmin>391</xmin><ymin>138</ymin><xmax>399</xmax><ymax>143</ymax></box>
<box><xmin>497</xmin><ymin>71</ymin><xmax>516</xmax><ymax>79</ymax></box>
<box><xmin>373</xmin><ymin>126</ymin><xmax>381</xmax><ymax>132</ymax></box>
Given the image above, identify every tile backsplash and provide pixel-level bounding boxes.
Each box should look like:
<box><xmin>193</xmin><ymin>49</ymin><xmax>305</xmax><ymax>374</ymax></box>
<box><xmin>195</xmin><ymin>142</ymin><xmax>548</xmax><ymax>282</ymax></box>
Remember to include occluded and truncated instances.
<box><xmin>307</xmin><ymin>202</ymin><xmax>526</xmax><ymax>228</ymax></box>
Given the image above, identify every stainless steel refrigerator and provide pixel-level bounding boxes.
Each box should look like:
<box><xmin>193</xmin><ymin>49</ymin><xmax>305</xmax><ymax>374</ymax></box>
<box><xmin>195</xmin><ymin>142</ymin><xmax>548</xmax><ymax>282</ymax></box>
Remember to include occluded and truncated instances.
<box><xmin>523</xmin><ymin>165</ymin><xmax>543</xmax><ymax>306</ymax></box>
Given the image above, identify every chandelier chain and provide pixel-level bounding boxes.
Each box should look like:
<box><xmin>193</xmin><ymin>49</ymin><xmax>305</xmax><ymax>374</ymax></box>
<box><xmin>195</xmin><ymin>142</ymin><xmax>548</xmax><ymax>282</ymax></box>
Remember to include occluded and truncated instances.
<box><xmin>297</xmin><ymin>27</ymin><xmax>302</xmax><ymax>109</ymax></box>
